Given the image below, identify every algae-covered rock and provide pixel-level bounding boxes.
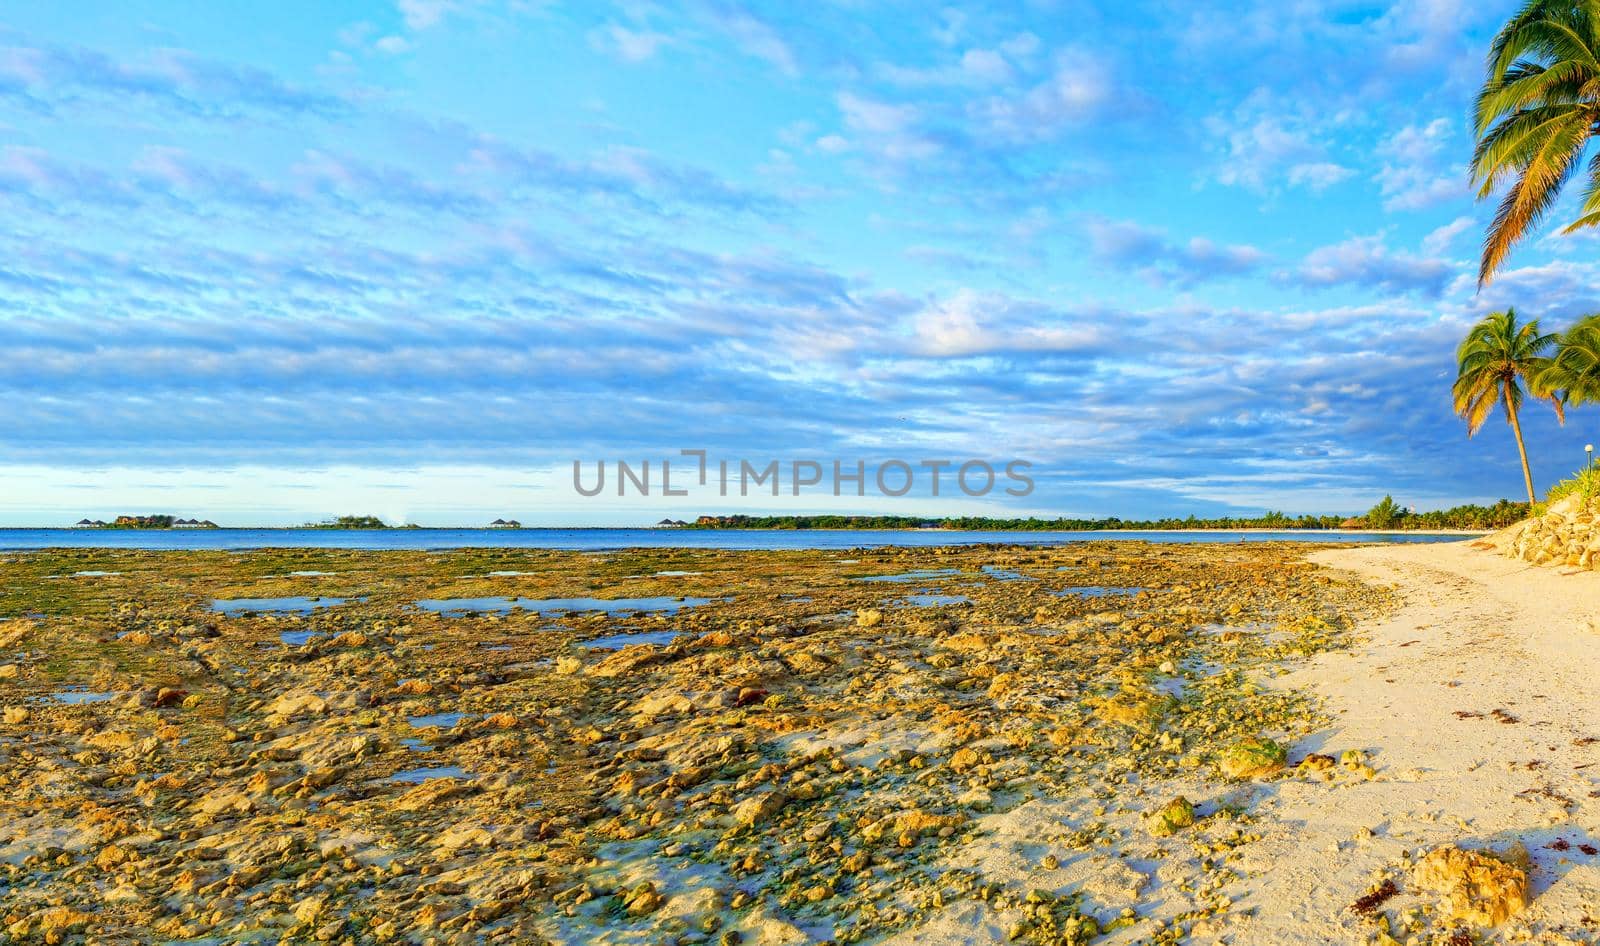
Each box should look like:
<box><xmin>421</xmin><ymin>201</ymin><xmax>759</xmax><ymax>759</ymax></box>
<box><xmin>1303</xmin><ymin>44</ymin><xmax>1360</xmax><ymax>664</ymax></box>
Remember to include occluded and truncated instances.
<box><xmin>1091</xmin><ymin>687</ymin><xmax>1174</xmax><ymax>729</ymax></box>
<box><xmin>1413</xmin><ymin>844</ymin><xmax>1529</xmax><ymax>926</ymax></box>
<box><xmin>1217</xmin><ymin>737</ymin><xmax>1287</xmax><ymax>779</ymax></box>
<box><xmin>1147</xmin><ymin>796</ymin><xmax>1196</xmax><ymax>837</ymax></box>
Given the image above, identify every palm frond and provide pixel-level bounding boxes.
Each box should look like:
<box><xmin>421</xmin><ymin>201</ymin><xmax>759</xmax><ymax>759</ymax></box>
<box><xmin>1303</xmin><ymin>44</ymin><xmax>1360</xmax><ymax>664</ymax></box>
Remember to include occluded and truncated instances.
<box><xmin>1479</xmin><ymin>115</ymin><xmax>1591</xmax><ymax>284</ymax></box>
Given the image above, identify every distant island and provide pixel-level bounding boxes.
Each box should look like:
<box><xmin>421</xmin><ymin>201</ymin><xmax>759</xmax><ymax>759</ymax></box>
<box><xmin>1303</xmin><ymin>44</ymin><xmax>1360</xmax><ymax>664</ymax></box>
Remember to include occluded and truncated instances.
<box><xmin>300</xmin><ymin>515</ymin><xmax>419</xmax><ymax>530</ymax></box>
<box><xmin>684</xmin><ymin>497</ymin><xmax>1528</xmax><ymax>532</ymax></box>
<box><xmin>73</xmin><ymin>516</ymin><xmax>218</xmax><ymax>530</ymax></box>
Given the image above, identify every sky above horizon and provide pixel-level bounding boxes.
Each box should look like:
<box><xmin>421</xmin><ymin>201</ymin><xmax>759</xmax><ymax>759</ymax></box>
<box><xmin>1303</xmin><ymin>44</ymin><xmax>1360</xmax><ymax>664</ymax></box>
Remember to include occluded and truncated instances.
<box><xmin>4</xmin><ymin>0</ymin><xmax>1600</xmax><ymax>527</ymax></box>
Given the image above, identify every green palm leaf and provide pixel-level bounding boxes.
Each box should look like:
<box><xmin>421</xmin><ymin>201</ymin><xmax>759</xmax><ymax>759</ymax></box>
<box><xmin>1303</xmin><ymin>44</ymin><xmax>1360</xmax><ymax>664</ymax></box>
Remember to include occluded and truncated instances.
<box><xmin>1453</xmin><ymin>309</ymin><xmax>1560</xmax><ymax>502</ymax></box>
<box><xmin>1474</xmin><ymin>1</ymin><xmax>1600</xmax><ymax>283</ymax></box>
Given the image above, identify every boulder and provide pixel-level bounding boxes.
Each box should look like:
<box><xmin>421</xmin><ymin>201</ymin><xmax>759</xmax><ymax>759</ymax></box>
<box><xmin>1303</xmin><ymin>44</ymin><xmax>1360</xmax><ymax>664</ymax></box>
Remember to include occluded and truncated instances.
<box><xmin>1217</xmin><ymin>737</ymin><xmax>1287</xmax><ymax>780</ymax></box>
<box><xmin>1413</xmin><ymin>845</ymin><xmax>1529</xmax><ymax>926</ymax></box>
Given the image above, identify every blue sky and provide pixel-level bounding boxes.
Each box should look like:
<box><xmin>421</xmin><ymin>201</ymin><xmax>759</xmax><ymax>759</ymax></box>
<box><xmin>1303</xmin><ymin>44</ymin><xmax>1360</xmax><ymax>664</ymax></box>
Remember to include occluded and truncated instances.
<box><xmin>3</xmin><ymin>0</ymin><xmax>1598</xmax><ymax>526</ymax></box>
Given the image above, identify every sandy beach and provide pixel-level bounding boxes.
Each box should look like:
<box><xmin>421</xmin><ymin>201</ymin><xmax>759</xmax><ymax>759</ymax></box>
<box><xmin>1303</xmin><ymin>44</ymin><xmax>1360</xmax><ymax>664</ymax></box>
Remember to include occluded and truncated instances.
<box><xmin>1266</xmin><ymin>541</ymin><xmax>1600</xmax><ymax>939</ymax></box>
<box><xmin>1231</xmin><ymin>541</ymin><xmax>1600</xmax><ymax>943</ymax></box>
<box><xmin>0</xmin><ymin>539</ymin><xmax>1595</xmax><ymax>944</ymax></box>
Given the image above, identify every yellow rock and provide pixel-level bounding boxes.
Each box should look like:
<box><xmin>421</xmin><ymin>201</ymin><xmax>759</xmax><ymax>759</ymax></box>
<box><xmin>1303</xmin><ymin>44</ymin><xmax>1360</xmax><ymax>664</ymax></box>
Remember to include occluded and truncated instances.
<box><xmin>939</xmin><ymin>632</ymin><xmax>989</xmax><ymax>652</ymax></box>
<box><xmin>95</xmin><ymin>844</ymin><xmax>133</xmax><ymax>869</ymax></box>
<box><xmin>1413</xmin><ymin>845</ymin><xmax>1529</xmax><ymax>926</ymax></box>
<box><xmin>1091</xmin><ymin>688</ymin><xmax>1171</xmax><ymax>728</ymax></box>
<box><xmin>32</xmin><ymin>907</ymin><xmax>94</xmax><ymax>936</ymax></box>
<box><xmin>949</xmin><ymin>747</ymin><xmax>981</xmax><ymax>774</ymax></box>
<box><xmin>986</xmin><ymin>672</ymin><xmax>1022</xmax><ymax>699</ymax></box>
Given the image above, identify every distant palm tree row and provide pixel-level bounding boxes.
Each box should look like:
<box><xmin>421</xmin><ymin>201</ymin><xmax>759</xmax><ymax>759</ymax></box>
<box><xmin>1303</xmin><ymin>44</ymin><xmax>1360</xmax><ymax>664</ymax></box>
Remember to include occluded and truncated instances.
<box><xmin>1454</xmin><ymin>309</ymin><xmax>1600</xmax><ymax>503</ymax></box>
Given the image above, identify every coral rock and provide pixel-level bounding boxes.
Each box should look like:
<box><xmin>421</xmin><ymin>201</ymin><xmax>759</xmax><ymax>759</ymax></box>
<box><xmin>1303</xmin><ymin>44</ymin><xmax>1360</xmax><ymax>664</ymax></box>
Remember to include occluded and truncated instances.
<box><xmin>1413</xmin><ymin>844</ymin><xmax>1529</xmax><ymax>927</ymax></box>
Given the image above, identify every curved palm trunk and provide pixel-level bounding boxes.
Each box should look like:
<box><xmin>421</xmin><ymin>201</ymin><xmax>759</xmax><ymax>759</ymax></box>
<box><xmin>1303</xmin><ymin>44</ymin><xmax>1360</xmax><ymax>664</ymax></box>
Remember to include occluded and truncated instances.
<box><xmin>1506</xmin><ymin>380</ymin><xmax>1537</xmax><ymax>504</ymax></box>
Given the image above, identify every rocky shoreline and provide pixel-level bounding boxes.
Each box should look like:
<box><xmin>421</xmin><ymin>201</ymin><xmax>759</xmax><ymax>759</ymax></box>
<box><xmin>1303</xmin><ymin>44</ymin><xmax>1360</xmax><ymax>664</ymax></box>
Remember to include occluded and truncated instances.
<box><xmin>1500</xmin><ymin>496</ymin><xmax>1600</xmax><ymax>570</ymax></box>
<box><xmin>0</xmin><ymin>542</ymin><xmax>1523</xmax><ymax>944</ymax></box>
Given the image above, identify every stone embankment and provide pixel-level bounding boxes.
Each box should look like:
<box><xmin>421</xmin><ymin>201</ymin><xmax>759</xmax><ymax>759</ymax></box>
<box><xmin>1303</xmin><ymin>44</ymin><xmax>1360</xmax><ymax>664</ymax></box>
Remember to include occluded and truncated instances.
<box><xmin>1502</xmin><ymin>495</ymin><xmax>1600</xmax><ymax>569</ymax></box>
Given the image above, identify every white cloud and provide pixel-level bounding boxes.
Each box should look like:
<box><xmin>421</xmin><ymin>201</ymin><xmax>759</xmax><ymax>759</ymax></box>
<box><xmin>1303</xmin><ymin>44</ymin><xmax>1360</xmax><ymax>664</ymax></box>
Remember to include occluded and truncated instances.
<box><xmin>397</xmin><ymin>0</ymin><xmax>470</xmax><ymax>31</ymax></box>
<box><xmin>591</xmin><ymin>24</ymin><xmax>673</xmax><ymax>63</ymax></box>
<box><xmin>1375</xmin><ymin>118</ymin><xmax>1464</xmax><ymax>211</ymax></box>
<box><xmin>906</xmin><ymin>289</ymin><xmax>1106</xmax><ymax>357</ymax></box>
<box><xmin>1287</xmin><ymin>161</ymin><xmax>1355</xmax><ymax>191</ymax></box>
<box><xmin>1289</xmin><ymin>234</ymin><xmax>1454</xmax><ymax>296</ymax></box>
<box><xmin>1084</xmin><ymin>216</ymin><xmax>1266</xmax><ymax>286</ymax></box>
<box><xmin>1422</xmin><ymin>215</ymin><xmax>1474</xmax><ymax>256</ymax></box>
<box><xmin>1208</xmin><ymin>90</ymin><xmax>1352</xmax><ymax>194</ymax></box>
<box><xmin>711</xmin><ymin>9</ymin><xmax>798</xmax><ymax>77</ymax></box>
<box><xmin>970</xmin><ymin>48</ymin><xmax>1113</xmax><ymax>142</ymax></box>
<box><xmin>814</xmin><ymin>134</ymin><xmax>849</xmax><ymax>154</ymax></box>
<box><xmin>835</xmin><ymin>92</ymin><xmax>938</xmax><ymax>161</ymax></box>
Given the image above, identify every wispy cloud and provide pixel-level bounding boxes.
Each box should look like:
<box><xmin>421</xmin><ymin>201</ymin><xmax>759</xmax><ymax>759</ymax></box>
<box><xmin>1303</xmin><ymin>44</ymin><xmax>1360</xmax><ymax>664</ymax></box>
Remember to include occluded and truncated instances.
<box><xmin>1085</xmin><ymin>217</ymin><xmax>1266</xmax><ymax>287</ymax></box>
<box><xmin>1287</xmin><ymin>234</ymin><xmax>1456</xmax><ymax>297</ymax></box>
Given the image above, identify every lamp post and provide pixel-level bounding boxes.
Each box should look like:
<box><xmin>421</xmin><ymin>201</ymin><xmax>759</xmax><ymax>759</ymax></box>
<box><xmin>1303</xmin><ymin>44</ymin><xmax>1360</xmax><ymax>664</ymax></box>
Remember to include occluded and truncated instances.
<box><xmin>1588</xmin><ymin>443</ymin><xmax>1595</xmax><ymax>470</ymax></box>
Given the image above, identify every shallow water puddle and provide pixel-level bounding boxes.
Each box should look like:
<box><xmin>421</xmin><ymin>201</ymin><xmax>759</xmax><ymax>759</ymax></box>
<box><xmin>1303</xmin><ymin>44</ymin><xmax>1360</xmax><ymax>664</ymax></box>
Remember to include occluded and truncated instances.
<box><xmin>582</xmin><ymin>630</ymin><xmax>682</xmax><ymax>650</ymax></box>
<box><xmin>212</xmin><ymin>596</ymin><xmax>354</xmax><ymax>615</ymax></box>
<box><xmin>50</xmin><ymin>689</ymin><xmax>117</xmax><ymax>705</ymax></box>
<box><xmin>1149</xmin><ymin>676</ymin><xmax>1187</xmax><ymax>698</ymax></box>
<box><xmin>896</xmin><ymin>593</ymin><xmax>972</xmax><ymax>607</ymax></box>
<box><xmin>280</xmin><ymin>630</ymin><xmax>324</xmax><ymax>646</ymax></box>
<box><xmin>1054</xmin><ymin>586</ymin><xmax>1146</xmax><ymax>598</ymax></box>
<box><xmin>414</xmin><ymin>596</ymin><xmax>710</xmax><ymax>616</ymax></box>
<box><xmin>981</xmin><ymin>565</ymin><xmax>1031</xmax><ymax>581</ymax></box>
<box><xmin>388</xmin><ymin>766</ymin><xmax>469</xmax><ymax>783</ymax></box>
<box><xmin>407</xmin><ymin>712</ymin><xmax>469</xmax><ymax>729</ymax></box>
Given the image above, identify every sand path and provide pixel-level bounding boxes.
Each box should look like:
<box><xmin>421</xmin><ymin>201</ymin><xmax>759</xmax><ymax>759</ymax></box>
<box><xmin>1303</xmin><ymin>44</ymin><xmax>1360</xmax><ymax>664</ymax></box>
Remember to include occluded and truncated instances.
<box><xmin>1230</xmin><ymin>540</ymin><xmax>1600</xmax><ymax>943</ymax></box>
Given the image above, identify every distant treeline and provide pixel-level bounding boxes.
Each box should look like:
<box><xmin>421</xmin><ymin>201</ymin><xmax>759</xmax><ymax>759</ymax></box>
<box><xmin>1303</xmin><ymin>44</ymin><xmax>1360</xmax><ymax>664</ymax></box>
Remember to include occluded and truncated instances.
<box><xmin>686</xmin><ymin>498</ymin><xmax>1529</xmax><ymax>532</ymax></box>
<box><xmin>94</xmin><ymin>515</ymin><xmax>218</xmax><ymax>530</ymax></box>
<box><xmin>301</xmin><ymin>515</ymin><xmax>418</xmax><ymax>530</ymax></box>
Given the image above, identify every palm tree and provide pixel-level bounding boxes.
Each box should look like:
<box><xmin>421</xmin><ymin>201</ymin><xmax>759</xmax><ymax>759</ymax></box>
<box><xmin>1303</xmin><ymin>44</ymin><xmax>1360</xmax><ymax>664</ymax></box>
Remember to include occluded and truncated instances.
<box><xmin>1535</xmin><ymin>313</ymin><xmax>1600</xmax><ymax>408</ymax></box>
<box><xmin>1453</xmin><ymin>308</ymin><xmax>1559</xmax><ymax>503</ymax></box>
<box><xmin>1471</xmin><ymin>1</ymin><xmax>1600</xmax><ymax>284</ymax></box>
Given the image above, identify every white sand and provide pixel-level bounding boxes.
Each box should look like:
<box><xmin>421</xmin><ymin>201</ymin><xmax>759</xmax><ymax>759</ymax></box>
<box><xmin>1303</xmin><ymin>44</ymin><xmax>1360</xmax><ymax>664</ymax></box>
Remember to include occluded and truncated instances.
<box><xmin>1231</xmin><ymin>540</ymin><xmax>1600</xmax><ymax>943</ymax></box>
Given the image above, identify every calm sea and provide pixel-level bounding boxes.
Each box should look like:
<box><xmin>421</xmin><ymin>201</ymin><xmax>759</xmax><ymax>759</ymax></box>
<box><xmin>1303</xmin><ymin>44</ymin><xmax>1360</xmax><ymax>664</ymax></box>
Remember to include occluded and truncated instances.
<box><xmin>0</xmin><ymin>528</ymin><xmax>1471</xmax><ymax>551</ymax></box>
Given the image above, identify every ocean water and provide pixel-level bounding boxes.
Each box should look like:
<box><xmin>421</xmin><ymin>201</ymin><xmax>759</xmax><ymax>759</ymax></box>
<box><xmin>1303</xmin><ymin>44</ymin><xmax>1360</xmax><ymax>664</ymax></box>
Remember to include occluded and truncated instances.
<box><xmin>0</xmin><ymin>528</ymin><xmax>1470</xmax><ymax>551</ymax></box>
